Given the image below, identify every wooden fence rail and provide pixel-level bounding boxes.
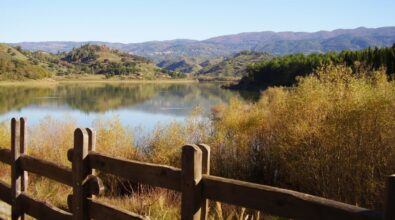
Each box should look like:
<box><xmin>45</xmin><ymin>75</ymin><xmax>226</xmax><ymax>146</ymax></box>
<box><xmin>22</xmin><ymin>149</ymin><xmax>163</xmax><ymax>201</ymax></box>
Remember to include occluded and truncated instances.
<box><xmin>0</xmin><ymin>117</ymin><xmax>393</xmax><ymax>220</ymax></box>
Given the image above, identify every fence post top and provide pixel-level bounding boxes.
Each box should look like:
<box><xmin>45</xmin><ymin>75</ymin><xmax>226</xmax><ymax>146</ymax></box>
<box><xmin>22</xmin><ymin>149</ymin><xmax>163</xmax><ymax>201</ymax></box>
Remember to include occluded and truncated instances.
<box><xmin>197</xmin><ymin>144</ymin><xmax>210</xmax><ymax>153</ymax></box>
<box><xmin>182</xmin><ymin>144</ymin><xmax>202</xmax><ymax>153</ymax></box>
<box><xmin>74</xmin><ymin>128</ymin><xmax>88</xmax><ymax>137</ymax></box>
<box><xmin>85</xmin><ymin>127</ymin><xmax>96</xmax><ymax>134</ymax></box>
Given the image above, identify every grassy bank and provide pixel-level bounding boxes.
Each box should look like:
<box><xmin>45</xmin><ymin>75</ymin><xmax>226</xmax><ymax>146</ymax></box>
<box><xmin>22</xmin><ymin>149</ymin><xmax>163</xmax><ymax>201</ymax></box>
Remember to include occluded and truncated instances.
<box><xmin>1</xmin><ymin>65</ymin><xmax>395</xmax><ymax>218</ymax></box>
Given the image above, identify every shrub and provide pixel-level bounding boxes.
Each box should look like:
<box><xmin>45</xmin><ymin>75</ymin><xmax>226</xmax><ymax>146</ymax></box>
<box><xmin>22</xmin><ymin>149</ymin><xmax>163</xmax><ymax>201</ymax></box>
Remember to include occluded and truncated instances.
<box><xmin>211</xmin><ymin>65</ymin><xmax>395</xmax><ymax>208</ymax></box>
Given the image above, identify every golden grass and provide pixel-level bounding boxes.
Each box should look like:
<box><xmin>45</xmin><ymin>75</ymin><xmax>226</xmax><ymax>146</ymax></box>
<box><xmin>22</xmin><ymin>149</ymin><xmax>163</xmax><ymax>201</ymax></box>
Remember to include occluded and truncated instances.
<box><xmin>0</xmin><ymin>65</ymin><xmax>394</xmax><ymax>218</ymax></box>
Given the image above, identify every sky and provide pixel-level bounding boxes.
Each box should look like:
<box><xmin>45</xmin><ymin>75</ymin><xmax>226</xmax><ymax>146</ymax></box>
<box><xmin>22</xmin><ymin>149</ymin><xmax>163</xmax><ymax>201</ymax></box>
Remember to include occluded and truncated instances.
<box><xmin>1</xmin><ymin>0</ymin><xmax>395</xmax><ymax>43</ymax></box>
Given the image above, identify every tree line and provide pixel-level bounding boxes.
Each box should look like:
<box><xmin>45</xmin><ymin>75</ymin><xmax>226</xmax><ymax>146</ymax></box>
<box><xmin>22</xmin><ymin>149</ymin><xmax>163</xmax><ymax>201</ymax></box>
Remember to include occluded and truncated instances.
<box><xmin>241</xmin><ymin>44</ymin><xmax>395</xmax><ymax>88</ymax></box>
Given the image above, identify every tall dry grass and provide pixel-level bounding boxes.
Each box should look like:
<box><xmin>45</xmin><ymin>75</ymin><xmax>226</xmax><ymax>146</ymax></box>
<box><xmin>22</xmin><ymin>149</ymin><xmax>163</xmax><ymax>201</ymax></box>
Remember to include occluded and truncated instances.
<box><xmin>0</xmin><ymin>65</ymin><xmax>394</xmax><ymax>218</ymax></box>
<box><xmin>210</xmin><ymin>65</ymin><xmax>395</xmax><ymax>209</ymax></box>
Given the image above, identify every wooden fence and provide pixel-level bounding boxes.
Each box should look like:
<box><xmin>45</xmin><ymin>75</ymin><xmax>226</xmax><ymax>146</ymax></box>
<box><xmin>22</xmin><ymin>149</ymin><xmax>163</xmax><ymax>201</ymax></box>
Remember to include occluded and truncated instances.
<box><xmin>0</xmin><ymin>117</ymin><xmax>394</xmax><ymax>220</ymax></box>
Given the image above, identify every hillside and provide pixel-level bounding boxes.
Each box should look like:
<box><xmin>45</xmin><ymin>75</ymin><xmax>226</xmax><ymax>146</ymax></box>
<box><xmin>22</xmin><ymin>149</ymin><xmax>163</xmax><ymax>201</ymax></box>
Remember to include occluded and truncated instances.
<box><xmin>196</xmin><ymin>51</ymin><xmax>272</xmax><ymax>78</ymax></box>
<box><xmin>157</xmin><ymin>57</ymin><xmax>203</xmax><ymax>74</ymax></box>
<box><xmin>0</xmin><ymin>44</ymin><xmax>178</xmax><ymax>80</ymax></box>
<box><xmin>231</xmin><ymin>44</ymin><xmax>395</xmax><ymax>90</ymax></box>
<box><xmin>12</xmin><ymin>27</ymin><xmax>395</xmax><ymax>62</ymax></box>
<box><xmin>27</xmin><ymin>44</ymin><xmax>173</xmax><ymax>79</ymax></box>
<box><xmin>0</xmin><ymin>44</ymin><xmax>52</xmax><ymax>80</ymax></box>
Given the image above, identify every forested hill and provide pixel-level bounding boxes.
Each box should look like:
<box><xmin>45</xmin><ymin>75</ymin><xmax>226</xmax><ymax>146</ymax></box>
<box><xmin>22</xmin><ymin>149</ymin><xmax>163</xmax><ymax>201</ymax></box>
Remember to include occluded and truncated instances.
<box><xmin>12</xmin><ymin>27</ymin><xmax>395</xmax><ymax>62</ymax></box>
<box><xmin>0</xmin><ymin>44</ymin><xmax>178</xmax><ymax>80</ymax></box>
<box><xmin>232</xmin><ymin>44</ymin><xmax>395</xmax><ymax>90</ymax></box>
<box><xmin>54</xmin><ymin>44</ymin><xmax>169</xmax><ymax>78</ymax></box>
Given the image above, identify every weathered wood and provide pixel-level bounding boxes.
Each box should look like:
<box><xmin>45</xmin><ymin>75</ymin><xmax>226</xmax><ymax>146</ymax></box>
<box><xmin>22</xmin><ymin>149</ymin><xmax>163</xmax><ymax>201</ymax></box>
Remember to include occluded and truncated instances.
<box><xmin>19</xmin><ymin>118</ymin><xmax>27</xmax><ymax>195</ymax></box>
<box><xmin>19</xmin><ymin>118</ymin><xmax>27</xmax><ymax>220</ymax></box>
<box><xmin>88</xmin><ymin>198</ymin><xmax>148</xmax><ymax>220</ymax></box>
<box><xmin>181</xmin><ymin>145</ymin><xmax>203</xmax><ymax>220</ymax></box>
<box><xmin>67</xmin><ymin>195</ymin><xmax>148</xmax><ymax>220</ymax></box>
<box><xmin>384</xmin><ymin>174</ymin><xmax>395</xmax><ymax>220</ymax></box>
<box><xmin>89</xmin><ymin>151</ymin><xmax>182</xmax><ymax>191</ymax></box>
<box><xmin>84</xmin><ymin>175</ymin><xmax>105</xmax><ymax>196</ymax></box>
<box><xmin>202</xmin><ymin>175</ymin><xmax>382</xmax><ymax>220</ymax></box>
<box><xmin>19</xmin><ymin>155</ymin><xmax>72</xmax><ymax>186</ymax></box>
<box><xmin>86</xmin><ymin>128</ymin><xmax>96</xmax><ymax>175</ymax></box>
<box><xmin>0</xmin><ymin>148</ymin><xmax>12</xmax><ymax>165</ymax></box>
<box><xmin>86</xmin><ymin>128</ymin><xmax>97</xmax><ymax>201</ymax></box>
<box><xmin>197</xmin><ymin>144</ymin><xmax>210</xmax><ymax>220</ymax></box>
<box><xmin>19</xmin><ymin>193</ymin><xmax>72</xmax><ymax>220</ymax></box>
<box><xmin>72</xmin><ymin>128</ymin><xmax>89</xmax><ymax>220</ymax></box>
<box><xmin>0</xmin><ymin>180</ymin><xmax>11</xmax><ymax>205</ymax></box>
<box><xmin>11</xmin><ymin>118</ymin><xmax>22</xmax><ymax>220</ymax></box>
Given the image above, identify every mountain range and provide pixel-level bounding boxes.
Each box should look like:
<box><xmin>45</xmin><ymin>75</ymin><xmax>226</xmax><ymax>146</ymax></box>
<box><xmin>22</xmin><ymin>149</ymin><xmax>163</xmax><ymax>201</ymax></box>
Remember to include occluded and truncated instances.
<box><xmin>10</xmin><ymin>27</ymin><xmax>395</xmax><ymax>63</ymax></box>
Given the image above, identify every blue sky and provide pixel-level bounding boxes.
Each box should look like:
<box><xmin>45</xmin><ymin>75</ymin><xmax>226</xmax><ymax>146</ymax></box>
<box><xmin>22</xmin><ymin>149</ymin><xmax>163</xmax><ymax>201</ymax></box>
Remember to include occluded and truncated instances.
<box><xmin>1</xmin><ymin>0</ymin><xmax>394</xmax><ymax>43</ymax></box>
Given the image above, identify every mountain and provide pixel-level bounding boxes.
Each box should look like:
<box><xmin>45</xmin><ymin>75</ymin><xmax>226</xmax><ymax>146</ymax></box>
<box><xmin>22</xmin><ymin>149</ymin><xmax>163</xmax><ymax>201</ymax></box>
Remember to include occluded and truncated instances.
<box><xmin>0</xmin><ymin>43</ymin><xmax>52</xmax><ymax>80</ymax></box>
<box><xmin>196</xmin><ymin>51</ymin><xmax>272</xmax><ymax>78</ymax></box>
<box><xmin>11</xmin><ymin>27</ymin><xmax>395</xmax><ymax>62</ymax></box>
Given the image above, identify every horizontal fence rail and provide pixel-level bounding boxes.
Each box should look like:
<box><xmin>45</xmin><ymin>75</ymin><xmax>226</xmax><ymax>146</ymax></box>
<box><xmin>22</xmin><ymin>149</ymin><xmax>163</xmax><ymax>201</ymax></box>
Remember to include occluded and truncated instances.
<box><xmin>0</xmin><ymin>117</ymin><xmax>394</xmax><ymax>220</ymax></box>
<box><xmin>203</xmin><ymin>175</ymin><xmax>382</xmax><ymax>220</ymax></box>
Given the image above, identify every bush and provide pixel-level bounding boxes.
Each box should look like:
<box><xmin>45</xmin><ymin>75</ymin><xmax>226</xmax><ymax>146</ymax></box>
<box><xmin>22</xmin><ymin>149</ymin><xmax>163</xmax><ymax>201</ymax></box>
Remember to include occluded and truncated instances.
<box><xmin>211</xmin><ymin>65</ymin><xmax>395</xmax><ymax>208</ymax></box>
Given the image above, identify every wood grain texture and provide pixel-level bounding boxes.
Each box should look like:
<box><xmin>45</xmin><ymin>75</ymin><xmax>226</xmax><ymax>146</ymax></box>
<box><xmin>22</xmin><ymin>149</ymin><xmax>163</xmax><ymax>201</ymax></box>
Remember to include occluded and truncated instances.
<box><xmin>19</xmin><ymin>155</ymin><xmax>72</xmax><ymax>186</ymax></box>
<box><xmin>0</xmin><ymin>148</ymin><xmax>12</xmax><ymax>165</ymax></box>
<box><xmin>181</xmin><ymin>145</ymin><xmax>203</xmax><ymax>220</ymax></box>
<box><xmin>0</xmin><ymin>180</ymin><xmax>11</xmax><ymax>205</ymax></box>
<box><xmin>72</xmin><ymin>128</ymin><xmax>89</xmax><ymax>220</ymax></box>
<box><xmin>203</xmin><ymin>175</ymin><xmax>382</xmax><ymax>220</ymax></box>
<box><xmin>88</xmin><ymin>199</ymin><xmax>148</xmax><ymax>220</ymax></box>
<box><xmin>89</xmin><ymin>151</ymin><xmax>182</xmax><ymax>191</ymax></box>
<box><xmin>19</xmin><ymin>118</ymin><xmax>27</xmax><ymax>194</ymax></box>
<box><xmin>11</xmin><ymin>118</ymin><xmax>22</xmax><ymax>220</ymax></box>
<box><xmin>19</xmin><ymin>193</ymin><xmax>72</xmax><ymax>220</ymax></box>
<box><xmin>197</xmin><ymin>144</ymin><xmax>210</xmax><ymax>220</ymax></box>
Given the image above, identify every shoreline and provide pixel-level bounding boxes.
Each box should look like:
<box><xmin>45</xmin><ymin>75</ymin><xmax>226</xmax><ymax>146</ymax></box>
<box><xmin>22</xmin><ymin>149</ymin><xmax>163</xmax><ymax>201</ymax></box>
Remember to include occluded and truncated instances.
<box><xmin>0</xmin><ymin>78</ymin><xmax>199</xmax><ymax>86</ymax></box>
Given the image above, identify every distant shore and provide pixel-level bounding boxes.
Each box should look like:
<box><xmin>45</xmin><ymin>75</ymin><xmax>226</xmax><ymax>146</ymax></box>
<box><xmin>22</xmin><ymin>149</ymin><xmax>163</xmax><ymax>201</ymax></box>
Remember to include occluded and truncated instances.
<box><xmin>0</xmin><ymin>75</ymin><xmax>199</xmax><ymax>85</ymax></box>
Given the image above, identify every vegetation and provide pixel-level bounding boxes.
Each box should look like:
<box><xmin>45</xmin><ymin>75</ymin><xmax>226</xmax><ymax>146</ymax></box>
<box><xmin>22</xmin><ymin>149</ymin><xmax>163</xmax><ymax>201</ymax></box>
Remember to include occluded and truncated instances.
<box><xmin>0</xmin><ymin>44</ymin><xmax>183</xmax><ymax>80</ymax></box>
<box><xmin>0</xmin><ymin>44</ymin><xmax>52</xmax><ymax>80</ymax></box>
<box><xmin>236</xmin><ymin>44</ymin><xmax>395</xmax><ymax>89</ymax></box>
<box><xmin>196</xmin><ymin>51</ymin><xmax>272</xmax><ymax>78</ymax></box>
<box><xmin>1</xmin><ymin>65</ymin><xmax>394</xmax><ymax>219</ymax></box>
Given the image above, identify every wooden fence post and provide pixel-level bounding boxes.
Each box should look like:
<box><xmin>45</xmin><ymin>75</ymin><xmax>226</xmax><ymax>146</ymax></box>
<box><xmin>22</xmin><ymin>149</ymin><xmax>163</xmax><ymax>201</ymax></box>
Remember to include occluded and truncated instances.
<box><xmin>181</xmin><ymin>144</ymin><xmax>203</xmax><ymax>220</ymax></box>
<box><xmin>20</xmin><ymin>118</ymin><xmax>28</xmax><ymax>196</ymax></box>
<box><xmin>72</xmin><ymin>128</ymin><xmax>89</xmax><ymax>220</ymax></box>
<box><xmin>11</xmin><ymin>118</ymin><xmax>28</xmax><ymax>220</ymax></box>
<box><xmin>197</xmin><ymin>144</ymin><xmax>210</xmax><ymax>220</ymax></box>
<box><xmin>86</xmin><ymin>128</ymin><xmax>97</xmax><ymax>200</ymax></box>
<box><xmin>384</xmin><ymin>174</ymin><xmax>395</xmax><ymax>220</ymax></box>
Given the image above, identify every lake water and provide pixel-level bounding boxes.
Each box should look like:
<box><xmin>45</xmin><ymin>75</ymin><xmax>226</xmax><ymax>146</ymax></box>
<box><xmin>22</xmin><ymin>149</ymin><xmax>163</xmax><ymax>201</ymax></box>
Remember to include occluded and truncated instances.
<box><xmin>0</xmin><ymin>82</ymin><xmax>246</xmax><ymax>132</ymax></box>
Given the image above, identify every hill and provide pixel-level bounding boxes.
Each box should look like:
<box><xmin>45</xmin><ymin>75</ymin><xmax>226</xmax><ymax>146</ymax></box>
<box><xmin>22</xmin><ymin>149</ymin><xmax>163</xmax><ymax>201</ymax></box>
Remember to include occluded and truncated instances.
<box><xmin>196</xmin><ymin>51</ymin><xmax>272</xmax><ymax>78</ymax></box>
<box><xmin>0</xmin><ymin>44</ymin><xmax>178</xmax><ymax>80</ymax></box>
<box><xmin>0</xmin><ymin>44</ymin><xmax>52</xmax><ymax>80</ymax></box>
<box><xmin>12</xmin><ymin>27</ymin><xmax>395</xmax><ymax>62</ymax></box>
<box><xmin>157</xmin><ymin>57</ymin><xmax>203</xmax><ymax>74</ymax></box>
<box><xmin>27</xmin><ymin>44</ymin><xmax>173</xmax><ymax>79</ymax></box>
<box><xmin>231</xmin><ymin>44</ymin><xmax>395</xmax><ymax>90</ymax></box>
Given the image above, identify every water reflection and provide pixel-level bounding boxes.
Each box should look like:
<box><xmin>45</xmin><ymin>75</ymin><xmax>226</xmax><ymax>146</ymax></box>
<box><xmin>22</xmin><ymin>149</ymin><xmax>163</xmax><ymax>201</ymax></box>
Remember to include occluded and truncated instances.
<box><xmin>0</xmin><ymin>82</ymin><xmax>248</xmax><ymax>130</ymax></box>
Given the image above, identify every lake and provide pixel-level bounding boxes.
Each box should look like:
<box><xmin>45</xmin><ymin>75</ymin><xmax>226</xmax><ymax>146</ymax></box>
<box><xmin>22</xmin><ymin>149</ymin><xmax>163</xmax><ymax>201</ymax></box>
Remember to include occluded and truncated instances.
<box><xmin>0</xmin><ymin>82</ymin><xmax>247</xmax><ymax>133</ymax></box>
